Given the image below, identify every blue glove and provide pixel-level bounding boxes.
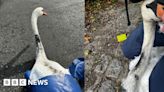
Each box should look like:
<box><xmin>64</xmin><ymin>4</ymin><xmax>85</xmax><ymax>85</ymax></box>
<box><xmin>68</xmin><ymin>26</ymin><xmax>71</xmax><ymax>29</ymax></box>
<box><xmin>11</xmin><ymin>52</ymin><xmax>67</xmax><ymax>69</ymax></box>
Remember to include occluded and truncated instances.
<box><xmin>69</xmin><ymin>58</ymin><xmax>84</xmax><ymax>81</ymax></box>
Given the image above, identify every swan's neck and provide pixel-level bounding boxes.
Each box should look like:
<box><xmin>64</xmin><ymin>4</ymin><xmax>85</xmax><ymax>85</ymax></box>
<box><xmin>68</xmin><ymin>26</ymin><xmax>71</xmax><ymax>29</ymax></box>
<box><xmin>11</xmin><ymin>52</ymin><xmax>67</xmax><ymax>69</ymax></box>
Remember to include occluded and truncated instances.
<box><xmin>140</xmin><ymin>0</ymin><xmax>159</xmax><ymax>58</ymax></box>
<box><xmin>31</xmin><ymin>14</ymin><xmax>39</xmax><ymax>35</ymax></box>
<box><xmin>31</xmin><ymin>13</ymin><xmax>47</xmax><ymax>60</ymax></box>
<box><xmin>142</xmin><ymin>20</ymin><xmax>156</xmax><ymax>59</ymax></box>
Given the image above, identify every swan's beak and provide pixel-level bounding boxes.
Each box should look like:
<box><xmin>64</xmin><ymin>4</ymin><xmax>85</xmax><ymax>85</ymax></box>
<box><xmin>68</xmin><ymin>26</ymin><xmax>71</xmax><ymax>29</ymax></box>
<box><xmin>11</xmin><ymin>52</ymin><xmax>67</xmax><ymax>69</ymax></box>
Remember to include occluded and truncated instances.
<box><xmin>157</xmin><ymin>3</ymin><xmax>164</xmax><ymax>22</ymax></box>
<box><xmin>43</xmin><ymin>10</ymin><xmax>48</xmax><ymax>16</ymax></box>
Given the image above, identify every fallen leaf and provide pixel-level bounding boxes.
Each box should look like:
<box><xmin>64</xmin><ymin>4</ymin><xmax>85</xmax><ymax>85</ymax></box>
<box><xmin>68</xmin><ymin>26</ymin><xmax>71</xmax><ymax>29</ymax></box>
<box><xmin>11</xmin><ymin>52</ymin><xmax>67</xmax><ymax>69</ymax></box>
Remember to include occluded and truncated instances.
<box><xmin>84</xmin><ymin>33</ymin><xmax>92</xmax><ymax>43</ymax></box>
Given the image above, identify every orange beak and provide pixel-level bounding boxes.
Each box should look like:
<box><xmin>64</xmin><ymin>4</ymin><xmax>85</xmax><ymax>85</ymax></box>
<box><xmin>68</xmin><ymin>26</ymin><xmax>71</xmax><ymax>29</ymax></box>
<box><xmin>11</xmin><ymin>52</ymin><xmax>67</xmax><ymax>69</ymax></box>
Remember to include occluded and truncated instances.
<box><xmin>43</xmin><ymin>10</ymin><xmax>48</xmax><ymax>16</ymax></box>
<box><xmin>157</xmin><ymin>3</ymin><xmax>164</xmax><ymax>22</ymax></box>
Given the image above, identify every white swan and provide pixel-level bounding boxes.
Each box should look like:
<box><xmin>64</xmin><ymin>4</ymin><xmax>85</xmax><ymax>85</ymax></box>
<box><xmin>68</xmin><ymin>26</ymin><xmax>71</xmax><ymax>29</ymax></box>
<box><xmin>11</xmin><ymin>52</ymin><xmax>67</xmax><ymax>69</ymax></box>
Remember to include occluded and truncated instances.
<box><xmin>122</xmin><ymin>0</ymin><xmax>164</xmax><ymax>92</ymax></box>
<box><xmin>29</xmin><ymin>7</ymin><xmax>70</xmax><ymax>81</ymax></box>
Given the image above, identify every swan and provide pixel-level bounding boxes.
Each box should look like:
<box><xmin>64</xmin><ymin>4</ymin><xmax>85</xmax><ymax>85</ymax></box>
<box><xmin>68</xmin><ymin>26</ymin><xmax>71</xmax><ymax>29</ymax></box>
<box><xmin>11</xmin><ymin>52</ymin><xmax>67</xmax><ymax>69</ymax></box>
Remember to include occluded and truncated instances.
<box><xmin>24</xmin><ymin>7</ymin><xmax>82</xmax><ymax>92</ymax></box>
<box><xmin>29</xmin><ymin>7</ymin><xmax>70</xmax><ymax>81</ymax></box>
<box><xmin>122</xmin><ymin>0</ymin><xmax>164</xmax><ymax>92</ymax></box>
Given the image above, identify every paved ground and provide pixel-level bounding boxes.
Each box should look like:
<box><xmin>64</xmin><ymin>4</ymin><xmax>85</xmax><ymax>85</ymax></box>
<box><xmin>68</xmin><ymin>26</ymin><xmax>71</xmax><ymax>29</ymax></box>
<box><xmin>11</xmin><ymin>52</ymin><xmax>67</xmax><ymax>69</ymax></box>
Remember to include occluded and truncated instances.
<box><xmin>0</xmin><ymin>0</ymin><xmax>84</xmax><ymax>91</ymax></box>
<box><xmin>85</xmin><ymin>2</ymin><xmax>142</xmax><ymax>92</ymax></box>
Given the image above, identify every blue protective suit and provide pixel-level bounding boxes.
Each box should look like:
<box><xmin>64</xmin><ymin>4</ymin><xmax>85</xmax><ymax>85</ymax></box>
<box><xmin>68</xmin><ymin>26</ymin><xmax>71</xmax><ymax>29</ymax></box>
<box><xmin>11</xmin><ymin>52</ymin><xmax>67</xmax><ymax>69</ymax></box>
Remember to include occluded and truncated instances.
<box><xmin>24</xmin><ymin>58</ymin><xmax>84</xmax><ymax>92</ymax></box>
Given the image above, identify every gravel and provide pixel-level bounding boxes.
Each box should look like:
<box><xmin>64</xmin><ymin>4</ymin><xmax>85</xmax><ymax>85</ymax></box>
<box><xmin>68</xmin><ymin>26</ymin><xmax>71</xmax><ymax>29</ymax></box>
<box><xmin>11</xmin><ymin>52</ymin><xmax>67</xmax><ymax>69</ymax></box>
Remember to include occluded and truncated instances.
<box><xmin>85</xmin><ymin>2</ymin><xmax>142</xmax><ymax>92</ymax></box>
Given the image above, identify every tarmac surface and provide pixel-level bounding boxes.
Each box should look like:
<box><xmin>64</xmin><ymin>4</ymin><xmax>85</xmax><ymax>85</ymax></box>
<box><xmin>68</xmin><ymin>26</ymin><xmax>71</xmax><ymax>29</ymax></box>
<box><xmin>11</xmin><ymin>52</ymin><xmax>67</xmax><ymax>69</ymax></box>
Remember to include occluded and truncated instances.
<box><xmin>0</xmin><ymin>0</ymin><xmax>84</xmax><ymax>91</ymax></box>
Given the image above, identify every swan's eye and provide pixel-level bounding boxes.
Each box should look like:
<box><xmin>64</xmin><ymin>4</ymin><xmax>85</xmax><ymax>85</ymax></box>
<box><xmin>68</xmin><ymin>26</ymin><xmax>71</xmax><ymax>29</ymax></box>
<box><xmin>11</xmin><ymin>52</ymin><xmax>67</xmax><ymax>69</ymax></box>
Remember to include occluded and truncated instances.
<box><xmin>42</xmin><ymin>9</ymin><xmax>44</xmax><ymax>12</ymax></box>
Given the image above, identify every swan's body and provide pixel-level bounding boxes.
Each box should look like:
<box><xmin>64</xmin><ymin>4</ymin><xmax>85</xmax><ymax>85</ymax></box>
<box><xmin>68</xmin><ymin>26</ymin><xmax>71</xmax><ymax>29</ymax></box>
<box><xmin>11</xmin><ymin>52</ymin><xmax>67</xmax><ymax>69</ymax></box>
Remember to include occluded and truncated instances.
<box><xmin>122</xmin><ymin>47</ymin><xmax>164</xmax><ymax>92</ymax></box>
<box><xmin>29</xmin><ymin>7</ymin><xmax>70</xmax><ymax>81</ymax></box>
<box><xmin>122</xmin><ymin>0</ymin><xmax>164</xmax><ymax>92</ymax></box>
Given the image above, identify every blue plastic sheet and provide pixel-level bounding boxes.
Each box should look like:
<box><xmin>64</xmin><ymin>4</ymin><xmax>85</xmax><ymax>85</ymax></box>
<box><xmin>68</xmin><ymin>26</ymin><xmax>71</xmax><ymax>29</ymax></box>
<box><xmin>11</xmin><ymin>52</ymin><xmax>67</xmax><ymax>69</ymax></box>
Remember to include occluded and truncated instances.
<box><xmin>24</xmin><ymin>58</ymin><xmax>84</xmax><ymax>92</ymax></box>
<box><xmin>24</xmin><ymin>71</ymin><xmax>82</xmax><ymax>92</ymax></box>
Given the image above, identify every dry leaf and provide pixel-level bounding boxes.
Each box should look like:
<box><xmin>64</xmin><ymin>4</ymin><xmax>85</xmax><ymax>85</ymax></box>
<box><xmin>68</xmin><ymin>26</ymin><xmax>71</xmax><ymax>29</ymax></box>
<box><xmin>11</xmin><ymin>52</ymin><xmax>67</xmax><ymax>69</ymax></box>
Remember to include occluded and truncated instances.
<box><xmin>84</xmin><ymin>33</ymin><xmax>92</xmax><ymax>43</ymax></box>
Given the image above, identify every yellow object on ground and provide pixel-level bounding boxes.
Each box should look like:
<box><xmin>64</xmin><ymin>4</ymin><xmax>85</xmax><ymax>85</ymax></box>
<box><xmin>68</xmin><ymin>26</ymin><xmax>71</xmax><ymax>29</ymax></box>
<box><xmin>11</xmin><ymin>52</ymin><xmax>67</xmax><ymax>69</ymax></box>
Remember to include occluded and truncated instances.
<box><xmin>117</xmin><ymin>34</ymin><xmax>127</xmax><ymax>42</ymax></box>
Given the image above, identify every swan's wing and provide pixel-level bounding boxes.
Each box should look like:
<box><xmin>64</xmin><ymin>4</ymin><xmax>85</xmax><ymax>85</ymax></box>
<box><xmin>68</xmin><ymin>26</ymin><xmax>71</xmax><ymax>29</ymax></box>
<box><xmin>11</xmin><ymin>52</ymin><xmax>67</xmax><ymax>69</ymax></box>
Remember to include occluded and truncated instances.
<box><xmin>46</xmin><ymin>60</ymin><xmax>70</xmax><ymax>74</ymax></box>
<box><xmin>30</xmin><ymin>58</ymin><xmax>70</xmax><ymax>81</ymax></box>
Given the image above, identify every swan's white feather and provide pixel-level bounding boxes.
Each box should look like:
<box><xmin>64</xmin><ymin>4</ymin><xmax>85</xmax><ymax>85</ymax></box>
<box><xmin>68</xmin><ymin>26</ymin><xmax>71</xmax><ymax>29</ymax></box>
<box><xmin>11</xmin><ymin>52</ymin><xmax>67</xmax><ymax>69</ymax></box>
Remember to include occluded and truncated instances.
<box><xmin>129</xmin><ymin>55</ymin><xmax>141</xmax><ymax>70</ymax></box>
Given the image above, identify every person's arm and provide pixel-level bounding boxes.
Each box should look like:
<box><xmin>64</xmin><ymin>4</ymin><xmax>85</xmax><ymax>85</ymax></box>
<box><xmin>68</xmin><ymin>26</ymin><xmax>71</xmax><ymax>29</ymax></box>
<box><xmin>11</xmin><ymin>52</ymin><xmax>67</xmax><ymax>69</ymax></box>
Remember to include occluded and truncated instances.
<box><xmin>122</xmin><ymin>23</ymin><xmax>144</xmax><ymax>59</ymax></box>
<box><xmin>122</xmin><ymin>22</ymin><xmax>164</xmax><ymax>59</ymax></box>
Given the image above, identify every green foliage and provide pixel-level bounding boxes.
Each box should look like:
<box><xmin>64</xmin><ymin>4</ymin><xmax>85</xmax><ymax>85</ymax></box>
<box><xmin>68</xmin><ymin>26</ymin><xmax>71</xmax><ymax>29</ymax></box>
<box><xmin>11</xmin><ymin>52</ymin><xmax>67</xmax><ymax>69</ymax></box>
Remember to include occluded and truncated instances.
<box><xmin>86</xmin><ymin>0</ymin><xmax>118</xmax><ymax>5</ymax></box>
<box><xmin>111</xmin><ymin>0</ymin><xmax>118</xmax><ymax>3</ymax></box>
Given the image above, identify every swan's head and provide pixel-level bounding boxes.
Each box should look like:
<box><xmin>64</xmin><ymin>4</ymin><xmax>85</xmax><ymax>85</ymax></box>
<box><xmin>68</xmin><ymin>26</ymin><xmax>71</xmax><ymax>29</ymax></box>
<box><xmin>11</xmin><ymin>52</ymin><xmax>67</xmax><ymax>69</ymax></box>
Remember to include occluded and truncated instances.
<box><xmin>156</xmin><ymin>2</ymin><xmax>164</xmax><ymax>32</ymax></box>
<box><xmin>32</xmin><ymin>7</ymin><xmax>47</xmax><ymax>17</ymax></box>
<box><xmin>146</xmin><ymin>1</ymin><xmax>164</xmax><ymax>32</ymax></box>
<box><xmin>146</xmin><ymin>0</ymin><xmax>164</xmax><ymax>22</ymax></box>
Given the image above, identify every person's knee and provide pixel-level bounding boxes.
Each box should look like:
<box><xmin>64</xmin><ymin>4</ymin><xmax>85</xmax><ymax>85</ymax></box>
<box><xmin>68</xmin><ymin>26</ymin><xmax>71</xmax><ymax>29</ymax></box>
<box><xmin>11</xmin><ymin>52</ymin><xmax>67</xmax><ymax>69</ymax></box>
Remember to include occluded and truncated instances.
<box><xmin>149</xmin><ymin>56</ymin><xmax>164</xmax><ymax>92</ymax></box>
<box><xmin>122</xmin><ymin>23</ymin><xmax>144</xmax><ymax>59</ymax></box>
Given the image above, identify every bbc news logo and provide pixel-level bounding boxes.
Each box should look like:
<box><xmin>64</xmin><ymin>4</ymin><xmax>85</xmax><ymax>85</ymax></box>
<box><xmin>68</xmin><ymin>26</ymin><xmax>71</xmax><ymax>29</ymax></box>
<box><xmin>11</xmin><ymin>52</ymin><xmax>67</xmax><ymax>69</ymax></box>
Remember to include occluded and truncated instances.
<box><xmin>3</xmin><ymin>79</ymin><xmax>48</xmax><ymax>86</ymax></box>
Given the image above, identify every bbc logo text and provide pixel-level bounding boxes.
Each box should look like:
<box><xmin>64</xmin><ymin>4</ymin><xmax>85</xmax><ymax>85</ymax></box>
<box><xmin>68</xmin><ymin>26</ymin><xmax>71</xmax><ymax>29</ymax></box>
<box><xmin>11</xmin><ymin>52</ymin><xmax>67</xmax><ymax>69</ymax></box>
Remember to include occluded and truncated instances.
<box><xmin>3</xmin><ymin>79</ymin><xmax>48</xmax><ymax>86</ymax></box>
